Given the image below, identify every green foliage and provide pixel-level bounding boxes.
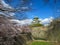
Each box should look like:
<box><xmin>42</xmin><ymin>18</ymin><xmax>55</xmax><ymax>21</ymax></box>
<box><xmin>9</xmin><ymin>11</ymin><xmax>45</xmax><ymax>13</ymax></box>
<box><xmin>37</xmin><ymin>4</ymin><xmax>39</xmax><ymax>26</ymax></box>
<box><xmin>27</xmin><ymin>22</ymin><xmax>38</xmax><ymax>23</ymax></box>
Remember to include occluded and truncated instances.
<box><xmin>29</xmin><ymin>41</ymin><xmax>52</xmax><ymax>45</ymax></box>
<box><xmin>34</xmin><ymin>38</ymin><xmax>47</xmax><ymax>40</ymax></box>
<box><xmin>31</xmin><ymin>23</ymin><xmax>43</xmax><ymax>27</ymax></box>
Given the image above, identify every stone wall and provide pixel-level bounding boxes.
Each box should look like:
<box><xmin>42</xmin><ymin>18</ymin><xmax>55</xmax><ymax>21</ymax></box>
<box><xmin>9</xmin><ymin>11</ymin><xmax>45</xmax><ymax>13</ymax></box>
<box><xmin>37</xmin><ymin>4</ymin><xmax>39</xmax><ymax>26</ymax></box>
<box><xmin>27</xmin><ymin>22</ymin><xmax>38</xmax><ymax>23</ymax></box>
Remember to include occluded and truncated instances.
<box><xmin>31</xmin><ymin>27</ymin><xmax>48</xmax><ymax>40</ymax></box>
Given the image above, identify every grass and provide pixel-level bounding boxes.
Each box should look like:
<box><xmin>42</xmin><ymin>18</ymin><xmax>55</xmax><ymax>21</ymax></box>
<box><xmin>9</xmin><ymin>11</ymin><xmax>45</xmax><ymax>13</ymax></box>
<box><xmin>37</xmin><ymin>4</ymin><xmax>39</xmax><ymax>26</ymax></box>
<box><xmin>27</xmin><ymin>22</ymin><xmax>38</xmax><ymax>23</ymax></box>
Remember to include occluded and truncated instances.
<box><xmin>34</xmin><ymin>38</ymin><xmax>47</xmax><ymax>40</ymax></box>
<box><xmin>28</xmin><ymin>41</ymin><xmax>53</xmax><ymax>45</ymax></box>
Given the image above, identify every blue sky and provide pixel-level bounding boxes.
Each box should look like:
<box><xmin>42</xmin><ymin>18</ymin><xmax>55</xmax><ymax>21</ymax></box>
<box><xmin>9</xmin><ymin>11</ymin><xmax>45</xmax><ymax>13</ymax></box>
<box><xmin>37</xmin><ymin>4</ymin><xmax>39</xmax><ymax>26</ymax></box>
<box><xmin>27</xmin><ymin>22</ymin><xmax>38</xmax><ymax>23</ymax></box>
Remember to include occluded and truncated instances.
<box><xmin>26</xmin><ymin>0</ymin><xmax>54</xmax><ymax>19</ymax></box>
<box><xmin>26</xmin><ymin>0</ymin><xmax>60</xmax><ymax>19</ymax></box>
<box><xmin>2</xmin><ymin>0</ymin><xmax>60</xmax><ymax>25</ymax></box>
<box><xmin>4</xmin><ymin>0</ymin><xmax>60</xmax><ymax>19</ymax></box>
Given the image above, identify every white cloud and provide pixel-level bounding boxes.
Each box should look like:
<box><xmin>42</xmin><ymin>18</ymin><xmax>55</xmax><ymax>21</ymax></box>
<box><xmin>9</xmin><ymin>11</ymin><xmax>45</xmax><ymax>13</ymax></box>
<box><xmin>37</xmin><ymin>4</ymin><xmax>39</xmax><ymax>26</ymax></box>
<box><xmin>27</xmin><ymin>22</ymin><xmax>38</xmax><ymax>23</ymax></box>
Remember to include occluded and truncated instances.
<box><xmin>0</xmin><ymin>12</ymin><xmax>15</xmax><ymax>17</ymax></box>
<box><xmin>8</xmin><ymin>12</ymin><xmax>15</xmax><ymax>16</ymax></box>
<box><xmin>1</xmin><ymin>0</ymin><xmax>12</xmax><ymax>9</ymax></box>
<box><xmin>10</xmin><ymin>19</ymin><xmax>21</xmax><ymax>24</ymax></box>
<box><xmin>41</xmin><ymin>17</ymin><xmax>53</xmax><ymax>24</ymax></box>
<box><xmin>0</xmin><ymin>0</ymin><xmax>15</xmax><ymax>17</ymax></box>
<box><xmin>41</xmin><ymin>17</ymin><xmax>54</xmax><ymax>26</ymax></box>
<box><xmin>10</xmin><ymin>19</ymin><xmax>32</xmax><ymax>25</ymax></box>
<box><xmin>21</xmin><ymin>7</ymin><xmax>29</xmax><ymax>10</ymax></box>
<box><xmin>10</xmin><ymin>17</ymin><xmax>54</xmax><ymax>26</ymax></box>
